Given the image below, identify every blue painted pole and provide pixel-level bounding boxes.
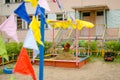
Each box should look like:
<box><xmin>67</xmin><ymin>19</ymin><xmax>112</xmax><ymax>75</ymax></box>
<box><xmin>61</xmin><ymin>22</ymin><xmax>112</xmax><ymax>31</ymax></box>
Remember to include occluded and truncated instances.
<box><xmin>39</xmin><ymin>7</ymin><xmax>45</xmax><ymax>80</ymax></box>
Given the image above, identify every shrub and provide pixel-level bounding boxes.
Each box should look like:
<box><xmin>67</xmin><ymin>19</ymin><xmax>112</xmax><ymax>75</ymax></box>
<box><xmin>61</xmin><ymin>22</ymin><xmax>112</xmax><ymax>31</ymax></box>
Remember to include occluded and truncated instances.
<box><xmin>5</xmin><ymin>42</ymin><xmax>19</xmax><ymax>55</ymax></box>
<box><xmin>44</xmin><ymin>41</ymin><xmax>52</xmax><ymax>54</ymax></box>
<box><xmin>0</xmin><ymin>69</ymin><xmax>3</xmax><ymax>74</ymax></box>
<box><xmin>83</xmin><ymin>41</ymin><xmax>99</xmax><ymax>51</ymax></box>
<box><xmin>5</xmin><ymin>42</ymin><xmax>23</xmax><ymax>55</ymax></box>
<box><xmin>78</xmin><ymin>40</ymin><xmax>85</xmax><ymax>47</ymax></box>
<box><xmin>104</xmin><ymin>41</ymin><xmax>120</xmax><ymax>52</ymax></box>
<box><xmin>18</xmin><ymin>42</ymin><xmax>23</xmax><ymax>52</ymax></box>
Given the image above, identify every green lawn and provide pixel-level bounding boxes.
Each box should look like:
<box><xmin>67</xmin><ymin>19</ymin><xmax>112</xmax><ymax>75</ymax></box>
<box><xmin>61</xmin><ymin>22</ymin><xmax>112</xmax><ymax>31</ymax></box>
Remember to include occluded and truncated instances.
<box><xmin>88</xmin><ymin>55</ymin><xmax>120</xmax><ymax>63</ymax></box>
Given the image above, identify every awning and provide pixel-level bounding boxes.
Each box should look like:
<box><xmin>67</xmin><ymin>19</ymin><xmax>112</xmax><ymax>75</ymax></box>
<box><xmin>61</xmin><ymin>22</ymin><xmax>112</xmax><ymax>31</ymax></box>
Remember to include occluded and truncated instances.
<box><xmin>72</xmin><ymin>5</ymin><xmax>109</xmax><ymax>11</ymax></box>
<box><xmin>47</xmin><ymin>19</ymin><xmax>94</xmax><ymax>30</ymax></box>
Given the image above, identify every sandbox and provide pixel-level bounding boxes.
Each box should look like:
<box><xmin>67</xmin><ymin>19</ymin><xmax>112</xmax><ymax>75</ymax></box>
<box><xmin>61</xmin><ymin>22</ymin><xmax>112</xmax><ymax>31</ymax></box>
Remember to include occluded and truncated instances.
<box><xmin>34</xmin><ymin>55</ymin><xmax>89</xmax><ymax>68</ymax></box>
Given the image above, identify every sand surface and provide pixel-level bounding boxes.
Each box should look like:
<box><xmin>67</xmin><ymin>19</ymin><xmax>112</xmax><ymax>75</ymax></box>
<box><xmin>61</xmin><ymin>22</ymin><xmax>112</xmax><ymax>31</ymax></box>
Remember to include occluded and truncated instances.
<box><xmin>0</xmin><ymin>61</ymin><xmax>120</xmax><ymax>80</ymax></box>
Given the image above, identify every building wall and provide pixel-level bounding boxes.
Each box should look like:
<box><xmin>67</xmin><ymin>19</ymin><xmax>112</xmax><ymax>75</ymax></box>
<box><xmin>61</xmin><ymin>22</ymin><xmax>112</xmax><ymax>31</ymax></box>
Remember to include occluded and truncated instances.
<box><xmin>71</xmin><ymin>0</ymin><xmax>120</xmax><ymax>10</ymax></box>
<box><xmin>1</xmin><ymin>0</ymin><xmax>120</xmax><ymax>16</ymax></box>
<box><xmin>0</xmin><ymin>0</ymin><xmax>120</xmax><ymax>41</ymax></box>
<box><xmin>107</xmin><ymin>10</ymin><xmax>120</xmax><ymax>28</ymax></box>
<box><xmin>0</xmin><ymin>0</ymin><xmax>2</xmax><ymax>15</ymax></box>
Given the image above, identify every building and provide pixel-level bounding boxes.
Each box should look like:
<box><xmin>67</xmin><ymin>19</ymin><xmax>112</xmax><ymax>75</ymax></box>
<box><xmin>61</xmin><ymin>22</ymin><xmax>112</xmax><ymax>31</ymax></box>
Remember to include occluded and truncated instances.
<box><xmin>0</xmin><ymin>0</ymin><xmax>120</xmax><ymax>43</ymax></box>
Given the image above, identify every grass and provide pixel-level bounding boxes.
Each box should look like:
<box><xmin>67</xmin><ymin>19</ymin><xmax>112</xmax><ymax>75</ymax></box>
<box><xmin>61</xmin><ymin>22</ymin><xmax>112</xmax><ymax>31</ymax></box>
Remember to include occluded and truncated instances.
<box><xmin>88</xmin><ymin>55</ymin><xmax>120</xmax><ymax>63</ymax></box>
<box><xmin>114</xmin><ymin>56</ymin><xmax>120</xmax><ymax>63</ymax></box>
<box><xmin>0</xmin><ymin>69</ymin><xmax>3</xmax><ymax>74</ymax></box>
<box><xmin>88</xmin><ymin>55</ymin><xmax>104</xmax><ymax>62</ymax></box>
<box><xmin>5</xmin><ymin>63</ymin><xmax>15</xmax><ymax>69</ymax></box>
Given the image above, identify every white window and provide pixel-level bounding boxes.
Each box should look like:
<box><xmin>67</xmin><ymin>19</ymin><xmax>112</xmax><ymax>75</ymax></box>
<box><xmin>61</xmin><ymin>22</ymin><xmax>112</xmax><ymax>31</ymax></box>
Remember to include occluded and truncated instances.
<box><xmin>26</xmin><ymin>15</ymin><xmax>32</xmax><ymax>29</ymax></box>
<box><xmin>17</xmin><ymin>17</ymin><xmax>22</xmax><ymax>30</ymax></box>
<box><xmin>38</xmin><ymin>14</ymin><xmax>48</xmax><ymax>21</ymax></box>
<box><xmin>15</xmin><ymin>0</ymin><xmax>23</xmax><ymax>3</ymax></box>
<box><xmin>16</xmin><ymin>15</ymin><xmax>49</xmax><ymax>30</ymax></box>
<box><xmin>56</xmin><ymin>13</ymin><xmax>67</xmax><ymax>20</ymax></box>
<box><xmin>5</xmin><ymin>0</ymin><xmax>23</xmax><ymax>3</ymax></box>
<box><xmin>56</xmin><ymin>14</ymin><xmax>63</xmax><ymax>20</ymax></box>
<box><xmin>5</xmin><ymin>0</ymin><xmax>10</xmax><ymax>3</ymax></box>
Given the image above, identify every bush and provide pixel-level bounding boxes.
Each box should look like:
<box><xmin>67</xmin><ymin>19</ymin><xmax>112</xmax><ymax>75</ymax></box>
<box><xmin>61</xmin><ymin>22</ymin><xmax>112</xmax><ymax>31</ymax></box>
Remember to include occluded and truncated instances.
<box><xmin>0</xmin><ymin>69</ymin><xmax>3</xmax><ymax>74</ymax></box>
<box><xmin>78</xmin><ymin>40</ymin><xmax>85</xmax><ymax>47</ymax></box>
<box><xmin>104</xmin><ymin>41</ymin><xmax>120</xmax><ymax>52</ymax></box>
<box><xmin>18</xmin><ymin>42</ymin><xmax>23</xmax><ymax>52</ymax></box>
<box><xmin>83</xmin><ymin>41</ymin><xmax>99</xmax><ymax>51</ymax></box>
<box><xmin>5</xmin><ymin>42</ymin><xmax>23</xmax><ymax>55</ymax></box>
<box><xmin>44</xmin><ymin>41</ymin><xmax>52</xmax><ymax>54</ymax></box>
<box><xmin>5</xmin><ymin>42</ymin><xmax>19</xmax><ymax>55</ymax></box>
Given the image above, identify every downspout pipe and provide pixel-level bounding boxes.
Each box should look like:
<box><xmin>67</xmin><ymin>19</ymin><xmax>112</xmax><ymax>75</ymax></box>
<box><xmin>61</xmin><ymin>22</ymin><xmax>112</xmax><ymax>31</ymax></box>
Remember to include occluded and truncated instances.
<box><xmin>103</xmin><ymin>9</ymin><xmax>107</xmax><ymax>44</ymax></box>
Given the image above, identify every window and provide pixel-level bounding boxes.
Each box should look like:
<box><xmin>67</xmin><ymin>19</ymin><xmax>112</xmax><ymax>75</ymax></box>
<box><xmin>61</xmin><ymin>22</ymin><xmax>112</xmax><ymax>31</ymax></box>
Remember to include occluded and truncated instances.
<box><xmin>46</xmin><ymin>14</ymin><xmax>48</xmax><ymax>19</ymax></box>
<box><xmin>38</xmin><ymin>14</ymin><xmax>48</xmax><ymax>21</ymax></box>
<box><xmin>26</xmin><ymin>16</ymin><xmax>32</xmax><ymax>29</ymax></box>
<box><xmin>5</xmin><ymin>0</ymin><xmax>23</xmax><ymax>3</ymax></box>
<box><xmin>17</xmin><ymin>16</ymin><xmax>32</xmax><ymax>30</ymax></box>
<box><xmin>83</xmin><ymin>12</ymin><xmax>90</xmax><ymax>16</ymax></box>
<box><xmin>97</xmin><ymin>11</ymin><xmax>103</xmax><ymax>16</ymax></box>
<box><xmin>56</xmin><ymin>13</ymin><xmax>67</xmax><ymax>20</ymax></box>
<box><xmin>5</xmin><ymin>0</ymin><xmax>10</xmax><ymax>3</ymax></box>
<box><xmin>15</xmin><ymin>0</ymin><xmax>23</xmax><ymax>3</ymax></box>
<box><xmin>38</xmin><ymin>14</ymin><xmax>49</xmax><ymax>29</ymax></box>
<box><xmin>56</xmin><ymin>14</ymin><xmax>63</xmax><ymax>20</ymax></box>
<box><xmin>17</xmin><ymin>17</ymin><xmax>22</xmax><ymax>30</ymax></box>
<box><xmin>38</xmin><ymin>15</ymin><xmax>41</xmax><ymax>21</ymax></box>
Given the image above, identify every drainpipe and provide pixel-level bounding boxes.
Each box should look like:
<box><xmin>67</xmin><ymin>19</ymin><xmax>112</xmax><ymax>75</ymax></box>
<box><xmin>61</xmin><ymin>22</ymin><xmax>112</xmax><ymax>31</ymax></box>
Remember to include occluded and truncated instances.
<box><xmin>79</xmin><ymin>11</ymin><xmax>82</xmax><ymax>20</ymax></box>
<box><xmin>52</xmin><ymin>27</ymin><xmax>54</xmax><ymax>54</ymax></box>
<box><xmin>103</xmin><ymin>9</ymin><xmax>107</xmax><ymax>45</ymax></box>
<box><xmin>75</xmin><ymin>9</ymin><xmax>77</xmax><ymax>19</ymax></box>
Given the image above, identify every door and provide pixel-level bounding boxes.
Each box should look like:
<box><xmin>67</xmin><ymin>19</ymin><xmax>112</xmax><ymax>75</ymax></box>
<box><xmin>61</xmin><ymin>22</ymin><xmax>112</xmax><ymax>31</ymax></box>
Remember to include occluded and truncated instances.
<box><xmin>96</xmin><ymin>11</ymin><xmax>104</xmax><ymax>36</ymax></box>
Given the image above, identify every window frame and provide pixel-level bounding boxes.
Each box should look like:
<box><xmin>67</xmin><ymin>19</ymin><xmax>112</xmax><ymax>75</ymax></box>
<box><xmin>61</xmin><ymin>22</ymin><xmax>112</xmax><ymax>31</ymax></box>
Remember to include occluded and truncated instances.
<box><xmin>96</xmin><ymin>11</ymin><xmax>104</xmax><ymax>16</ymax></box>
<box><xmin>83</xmin><ymin>12</ymin><xmax>91</xmax><ymax>17</ymax></box>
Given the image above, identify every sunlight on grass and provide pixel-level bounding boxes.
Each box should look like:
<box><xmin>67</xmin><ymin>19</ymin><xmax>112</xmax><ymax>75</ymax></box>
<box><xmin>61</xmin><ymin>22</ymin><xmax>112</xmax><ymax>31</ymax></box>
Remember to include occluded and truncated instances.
<box><xmin>88</xmin><ymin>55</ymin><xmax>103</xmax><ymax>62</ymax></box>
<box><xmin>0</xmin><ymin>69</ymin><xmax>3</xmax><ymax>74</ymax></box>
<box><xmin>88</xmin><ymin>55</ymin><xmax>120</xmax><ymax>63</ymax></box>
<box><xmin>114</xmin><ymin>56</ymin><xmax>120</xmax><ymax>63</ymax></box>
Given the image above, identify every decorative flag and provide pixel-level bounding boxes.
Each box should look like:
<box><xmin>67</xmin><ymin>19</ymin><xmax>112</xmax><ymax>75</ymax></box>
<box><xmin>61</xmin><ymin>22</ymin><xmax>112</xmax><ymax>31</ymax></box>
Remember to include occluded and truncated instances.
<box><xmin>29</xmin><ymin>16</ymin><xmax>44</xmax><ymax>46</ymax></box>
<box><xmin>32</xmin><ymin>49</ymin><xmax>39</xmax><ymax>62</ymax></box>
<box><xmin>52</xmin><ymin>0</ymin><xmax>56</xmax><ymax>2</ymax></box>
<box><xmin>23</xmin><ymin>28</ymin><xmax>39</xmax><ymax>61</ymax></box>
<box><xmin>0</xmin><ymin>35</ymin><xmax>8</xmax><ymax>61</ymax></box>
<box><xmin>14</xmin><ymin>2</ymin><xmax>31</xmax><ymax>24</ymax></box>
<box><xmin>56</xmin><ymin>0</ymin><xmax>64</xmax><ymax>11</ymax></box>
<box><xmin>14</xmin><ymin>47</ymin><xmax>36</xmax><ymax>80</ymax></box>
<box><xmin>70</xmin><ymin>15</ymin><xmax>76</xmax><ymax>24</ymax></box>
<box><xmin>38</xmin><ymin>0</ymin><xmax>50</xmax><ymax>11</ymax></box>
<box><xmin>25</xmin><ymin>0</ymin><xmax>38</xmax><ymax>8</ymax></box>
<box><xmin>23</xmin><ymin>28</ymin><xmax>39</xmax><ymax>51</ymax></box>
<box><xmin>35</xmin><ymin>5</ymin><xmax>46</xmax><ymax>24</ymax></box>
<box><xmin>0</xmin><ymin>13</ymin><xmax>19</xmax><ymax>42</ymax></box>
<box><xmin>35</xmin><ymin>5</ymin><xmax>43</xmax><ymax>16</ymax></box>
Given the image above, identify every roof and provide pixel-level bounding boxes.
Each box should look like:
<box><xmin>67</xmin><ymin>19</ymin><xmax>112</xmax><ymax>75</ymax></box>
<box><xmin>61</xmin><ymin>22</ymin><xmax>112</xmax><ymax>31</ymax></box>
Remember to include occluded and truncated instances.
<box><xmin>72</xmin><ymin>5</ymin><xmax>109</xmax><ymax>11</ymax></box>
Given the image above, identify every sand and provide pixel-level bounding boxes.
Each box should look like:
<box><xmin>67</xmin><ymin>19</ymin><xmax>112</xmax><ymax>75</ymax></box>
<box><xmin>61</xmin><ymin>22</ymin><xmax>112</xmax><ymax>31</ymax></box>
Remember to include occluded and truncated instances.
<box><xmin>0</xmin><ymin>61</ymin><xmax>120</xmax><ymax>80</ymax></box>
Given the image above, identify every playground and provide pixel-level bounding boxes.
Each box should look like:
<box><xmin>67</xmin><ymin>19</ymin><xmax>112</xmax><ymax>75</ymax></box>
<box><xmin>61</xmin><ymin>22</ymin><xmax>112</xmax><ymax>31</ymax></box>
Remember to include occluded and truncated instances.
<box><xmin>0</xmin><ymin>0</ymin><xmax>120</xmax><ymax>80</ymax></box>
<box><xmin>0</xmin><ymin>59</ymin><xmax>120</xmax><ymax>80</ymax></box>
